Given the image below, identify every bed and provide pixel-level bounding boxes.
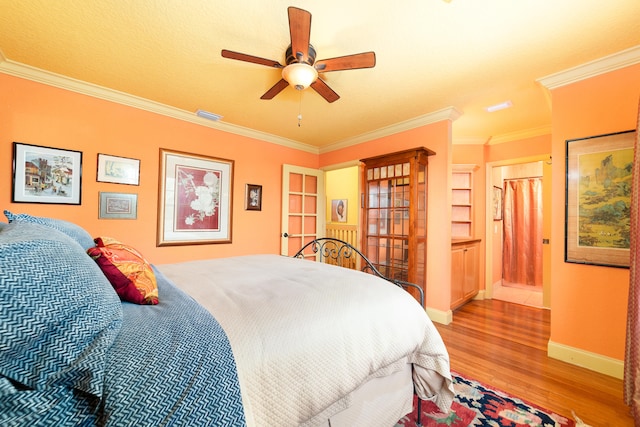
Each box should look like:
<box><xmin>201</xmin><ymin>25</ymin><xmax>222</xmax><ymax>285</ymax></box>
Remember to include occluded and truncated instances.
<box><xmin>0</xmin><ymin>212</ymin><xmax>454</xmax><ymax>426</ymax></box>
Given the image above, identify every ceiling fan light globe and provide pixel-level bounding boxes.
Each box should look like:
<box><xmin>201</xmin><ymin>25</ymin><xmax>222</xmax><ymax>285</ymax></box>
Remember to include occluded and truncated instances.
<box><xmin>282</xmin><ymin>63</ymin><xmax>318</xmax><ymax>90</ymax></box>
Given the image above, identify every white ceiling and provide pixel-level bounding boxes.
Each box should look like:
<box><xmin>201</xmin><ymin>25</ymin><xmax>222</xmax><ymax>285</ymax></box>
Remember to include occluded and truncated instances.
<box><xmin>0</xmin><ymin>0</ymin><xmax>639</xmax><ymax>150</ymax></box>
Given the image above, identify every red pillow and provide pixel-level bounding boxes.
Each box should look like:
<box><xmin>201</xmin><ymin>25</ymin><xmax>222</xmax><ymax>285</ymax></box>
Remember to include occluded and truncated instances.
<box><xmin>87</xmin><ymin>237</ymin><xmax>159</xmax><ymax>305</ymax></box>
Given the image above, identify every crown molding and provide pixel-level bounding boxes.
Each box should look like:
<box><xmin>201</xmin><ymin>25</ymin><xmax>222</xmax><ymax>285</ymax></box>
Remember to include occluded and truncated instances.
<box><xmin>319</xmin><ymin>107</ymin><xmax>462</xmax><ymax>154</ymax></box>
<box><xmin>0</xmin><ymin>53</ymin><xmax>320</xmax><ymax>154</ymax></box>
<box><xmin>537</xmin><ymin>45</ymin><xmax>640</xmax><ymax>90</ymax></box>
<box><xmin>487</xmin><ymin>125</ymin><xmax>552</xmax><ymax>145</ymax></box>
<box><xmin>452</xmin><ymin>137</ymin><xmax>488</xmax><ymax>145</ymax></box>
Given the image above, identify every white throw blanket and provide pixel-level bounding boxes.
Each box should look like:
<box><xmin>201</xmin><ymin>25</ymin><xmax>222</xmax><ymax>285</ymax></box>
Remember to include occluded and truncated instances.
<box><xmin>157</xmin><ymin>255</ymin><xmax>454</xmax><ymax>426</ymax></box>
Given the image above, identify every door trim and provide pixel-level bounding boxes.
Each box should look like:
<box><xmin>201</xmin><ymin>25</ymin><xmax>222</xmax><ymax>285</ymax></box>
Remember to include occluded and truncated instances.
<box><xmin>484</xmin><ymin>155</ymin><xmax>551</xmax><ymax>307</ymax></box>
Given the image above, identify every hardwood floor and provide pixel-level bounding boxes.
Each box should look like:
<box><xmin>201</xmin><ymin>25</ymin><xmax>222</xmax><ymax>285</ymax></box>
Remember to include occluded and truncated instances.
<box><xmin>434</xmin><ymin>299</ymin><xmax>633</xmax><ymax>427</ymax></box>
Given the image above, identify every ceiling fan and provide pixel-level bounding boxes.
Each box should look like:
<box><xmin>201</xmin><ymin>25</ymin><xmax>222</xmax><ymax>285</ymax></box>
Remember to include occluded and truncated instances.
<box><xmin>221</xmin><ymin>6</ymin><xmax>376</xmax><ymax>103</ymax></box>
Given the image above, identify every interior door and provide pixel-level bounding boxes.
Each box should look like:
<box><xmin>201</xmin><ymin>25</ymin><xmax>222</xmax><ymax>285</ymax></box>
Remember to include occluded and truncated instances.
<box><xmin>281</xmin><ymin>164</ymin><xmax>325</xmax><ymax>256</ymax></box>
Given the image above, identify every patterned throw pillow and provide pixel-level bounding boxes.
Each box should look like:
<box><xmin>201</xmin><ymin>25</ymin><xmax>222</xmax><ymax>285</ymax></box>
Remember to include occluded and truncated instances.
<box><xmin>3</xmin><ymin>210</ymin><xmax>96</xmax><ymax>250</ymax></box>
<box><xmin>88</xmin><ymin>237</ymin><xmax>159</xmax><ymax>305</ymax></box>
<box><xmin>0</xmin><ymin>221</ymin><xmax>122</xmax><ymax>396</ymax></box>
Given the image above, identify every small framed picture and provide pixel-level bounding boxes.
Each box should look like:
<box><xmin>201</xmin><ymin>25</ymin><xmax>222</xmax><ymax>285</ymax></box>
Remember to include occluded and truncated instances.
<box><xmin>99</xmin><ymin>192</ymin><xmax>138</xmax><ymax>219</ymax></box>
<box><xmin>12</xmin><ymin>142</ymin><xmax>83</xmax><ymax>205</ymax></box>
<box><xmin>97</xmin><ymin>153</ymin><xmax>140</xmax><ymax>185</ymax></box>
<box><xmin>492</xmin><ymin>186</ymin><xmax>503</xmax><ymax>221</ymax></box>
<box><xmin>331</xmin><ymin>199</ymin><xmax>347</xmax><ymax>222</ymax></box>
<box><xmin>245</xmin><ymin>184</ymin><xmax>262</xmax><ymax>211</ymax></box>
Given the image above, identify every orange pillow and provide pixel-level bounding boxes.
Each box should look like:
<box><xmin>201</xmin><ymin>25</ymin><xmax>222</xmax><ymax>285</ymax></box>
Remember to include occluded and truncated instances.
<box><xmin>87</xmin><ymin>237</ymin><xmax>159</xmax><ymax>305</ymax></box>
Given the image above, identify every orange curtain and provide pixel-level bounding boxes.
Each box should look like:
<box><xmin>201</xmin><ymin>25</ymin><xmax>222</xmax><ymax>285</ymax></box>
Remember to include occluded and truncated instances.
<box><xmin>625</xmin><ymin>98</ymin><xmax>640</xmax><ymax>422</ymax></box>
<box><xmin>502</xmin><ymin>178</ymin><xmax>543</xmax><ymax>287</ymax></box>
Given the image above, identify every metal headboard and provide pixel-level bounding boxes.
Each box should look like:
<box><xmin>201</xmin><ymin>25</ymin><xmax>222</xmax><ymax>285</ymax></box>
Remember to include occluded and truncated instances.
<box><xmin>292</xmin><ymin>237</ymin><xmax>425</xmax><ymax>309</ymax></box>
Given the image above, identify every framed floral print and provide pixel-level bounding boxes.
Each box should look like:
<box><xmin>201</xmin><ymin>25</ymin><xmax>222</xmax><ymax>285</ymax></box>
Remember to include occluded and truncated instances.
<box><xmin>157</xmin><ymin>149</ymin><xmax>234</xmax><ymax>246</ymax></box>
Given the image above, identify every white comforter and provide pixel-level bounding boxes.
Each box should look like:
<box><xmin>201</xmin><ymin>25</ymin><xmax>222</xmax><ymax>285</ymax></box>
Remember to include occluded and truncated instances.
<box><xmin>157</xmin><ymin>255</ymin><xmax>454</xmax><ymax>426</ymax></box>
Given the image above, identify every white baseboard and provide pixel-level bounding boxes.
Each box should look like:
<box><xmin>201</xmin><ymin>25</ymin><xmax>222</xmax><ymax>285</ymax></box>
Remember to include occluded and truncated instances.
<box><xmin>426</xmin><ymin>307</ymin><xmax>453</xmax><ymax>325</ymax></box>
<box><xmin>474</xmin><ymin>290</ymin><xmax>485</xmax><ymax>300</ymax></box>
<box><xmin>547</xmin><ymin>340</ymin><xmax>624</xmax><ymax>379</ymax></box>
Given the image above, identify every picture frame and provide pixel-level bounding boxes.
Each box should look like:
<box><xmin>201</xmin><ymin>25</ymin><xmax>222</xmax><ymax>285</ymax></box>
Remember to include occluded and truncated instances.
<box><xmin>99</xmin><ymin>192</ymin><xmax>138</xmax><ymax>219</ymax></box>
<box><xmin>12</xmin><ymin>142</ymin><xmax>82</xmax><ymax>205</ymax></box>
<box><xmin>97</xmin><ymin>153</ymin><xmax>140</xmax><ymax>185</ymax></box>
<box><xmin>565</xmin><ymin>129</ymin><xmax>636</xmax><ymax>268</ymax></box>
<box><xmin>245</xmin><ymin>184</ymin><xmax>262</xmax><ymax>211</ymax></box>
<box><xmin>331</xmin><ymin>199</ymin><xmax>347</xmax><ymax>222</ymax></box>
<box><xmin>379</xmin><ymin>209</ymin><xmax>388</xmax><ymax>235</ymax></box>
<box><xmin>157</xmin><ymin>149</ymin><xmax>234</xmax><ymax>246</ymax></box>
<box><xmin>492</xmin><ymin>186</ymin><xmax>503</xmax><ymax>221</ymax></box>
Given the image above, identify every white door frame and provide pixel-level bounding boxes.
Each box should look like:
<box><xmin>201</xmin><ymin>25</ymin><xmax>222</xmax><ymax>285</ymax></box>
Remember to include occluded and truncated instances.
<box><xmin>484</xmin><ymin>154</ymin><xmax>551</xmax><ymax>306</ymax></box>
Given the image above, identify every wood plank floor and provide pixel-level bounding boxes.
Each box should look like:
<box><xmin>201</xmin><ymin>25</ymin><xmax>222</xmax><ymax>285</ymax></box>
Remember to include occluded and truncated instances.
<box><xmin>434</xmin><ymin>299</ymin><xmax>633</xmax><ymax>426</ymax></box>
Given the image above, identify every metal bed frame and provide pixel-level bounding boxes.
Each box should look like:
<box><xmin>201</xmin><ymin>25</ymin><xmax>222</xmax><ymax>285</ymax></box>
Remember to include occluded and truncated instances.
<box><xmin>292</xmin><ymin>237</ymin><xmax>426</xmax><ymax>425</ymax></box>
<box><xmin>293</xmin><ymin>237</ymin><xmax>424</xmax><ymax>308</ymax></box>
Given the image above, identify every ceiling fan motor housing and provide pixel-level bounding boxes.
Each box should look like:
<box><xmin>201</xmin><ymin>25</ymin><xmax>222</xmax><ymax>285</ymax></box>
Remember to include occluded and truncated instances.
<box><xmin>286</xmin><ymin>44</ymin><xmax>316</xmax><ymax>65</ymax></box>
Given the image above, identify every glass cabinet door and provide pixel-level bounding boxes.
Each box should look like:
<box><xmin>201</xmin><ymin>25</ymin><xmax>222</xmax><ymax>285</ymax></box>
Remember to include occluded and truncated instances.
<box><xmin>361</xmin><ymin>148</ymin><xmax>433</xmax><ymax>300</ymax></box>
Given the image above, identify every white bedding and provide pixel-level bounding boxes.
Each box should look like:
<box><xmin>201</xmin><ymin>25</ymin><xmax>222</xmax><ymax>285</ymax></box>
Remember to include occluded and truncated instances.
<box><xmin>157</xmin><ymin>254</ymin><xmax>454</xmax><ymax>426</ymax></box>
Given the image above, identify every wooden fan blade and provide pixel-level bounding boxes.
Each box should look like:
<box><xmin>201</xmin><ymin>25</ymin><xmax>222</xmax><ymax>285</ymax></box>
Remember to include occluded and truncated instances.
<box><xmin>288</xmin><ymin>7</ymin><xmax>311</xmax><ymax>63</ymax></box>
<box><xmin>221</xmin><ymin>49</ymin><xmax>283</xmax><ymax>68</ymax></box>
<box><xmin>261</xmin><ymin>79</ymin><xmax>290</xmax><ymax>100</ymax></box>
<box><xmin>315</xmin><ymin>52</ymin><xmax>376</xmax><ymax>72</ymax></box>
<box><xmin>310</xmin><ymin>79</ymin><xmax>340</xmax><ymax>103</ymax></box>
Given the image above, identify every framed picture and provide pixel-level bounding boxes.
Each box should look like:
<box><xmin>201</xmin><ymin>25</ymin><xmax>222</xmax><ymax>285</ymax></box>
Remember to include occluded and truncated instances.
<box><xmin>565</xmin><ymin>129</ymin><xmax>636</xmax><ymax>268</ymax></box>
<box><xmin>379</xmin><ymin>209</ymin><xmax>388</xmax><ymax>235</ymax></box>
<box><xmin>12</xmin><ymin>142</ymin><xmax>82</xmax><ymax>205</ymax></box>
<box><xmin>97</xmin><ymin>153</ymin><xmax>140</xmax><ymax>185</ymax></box>
<box><xmin>157</xmin><ymin>149</ymin><xmax>234</xmax><ymax>246</ymax></box>
<box><xmin>492</xmin><ymin>186</ymin><xmax>503</xmax><ymax>221</ymax></box>
<box><xmin>245</xmin><ymin>184</ymin><xmax>262</xmax><ymax>211</ymax></box>
<box><xmin>331</xmin><ymin>199</ymin><xmax>347</xmax><ymax>222</ymax></box>
<box><xmin>99</xmin><ymin>192</ymin><xmax>138</xmax><ymax>219</ymax></box>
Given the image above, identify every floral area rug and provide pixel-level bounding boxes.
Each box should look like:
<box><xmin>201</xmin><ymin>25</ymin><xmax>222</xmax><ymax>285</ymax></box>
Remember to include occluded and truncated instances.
<box><xmin>395</xmin><ymin>373</ymin><xmax>575</xmax><ymax>427</ymax></box>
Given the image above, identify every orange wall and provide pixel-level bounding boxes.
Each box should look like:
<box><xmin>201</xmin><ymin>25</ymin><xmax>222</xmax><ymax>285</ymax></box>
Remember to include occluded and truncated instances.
<box><xmin>320</xmin><ymin>121</ymin><xmax>454</xmax><ymax>312</ymax></box>
<box><xmin>550</xmin><ymin>63</ymin><xmax>640</xmax><ymax>360</ymax></box>
<box><xmin>1</xmin><ymin>73</ymin><xmax>318</xmax><ymax>264</ymax></box>
<box><xmin>486</xmin><ymin>134</ymin><xmax>552</xmax><ymax>163</ymax></box>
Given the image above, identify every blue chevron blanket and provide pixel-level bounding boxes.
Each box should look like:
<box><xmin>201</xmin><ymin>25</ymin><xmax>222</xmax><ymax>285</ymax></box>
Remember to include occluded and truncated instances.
<box><xmin>0</xmin><ymin>261</ymin><xmax>246</xmax><ymax>426</ymax></box>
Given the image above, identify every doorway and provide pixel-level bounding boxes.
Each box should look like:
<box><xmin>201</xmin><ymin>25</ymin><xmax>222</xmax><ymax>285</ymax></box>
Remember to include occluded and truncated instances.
<box><xmin>485</xmin><ymin>157</ymin><xmax>551</xmax><ymax>309</ymax></box>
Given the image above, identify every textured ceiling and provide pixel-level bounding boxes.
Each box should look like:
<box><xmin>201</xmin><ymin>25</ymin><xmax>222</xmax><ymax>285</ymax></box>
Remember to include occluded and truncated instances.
<box><xmin>0</xmin><ymin>0</ymin><xmax>639</xmax><ymax>150</ymax></box>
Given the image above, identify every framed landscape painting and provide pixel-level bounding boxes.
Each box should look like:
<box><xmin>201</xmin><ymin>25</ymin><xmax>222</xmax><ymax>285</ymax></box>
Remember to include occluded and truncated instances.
<box><xmin>565</xmin><ymin>129</ymin><xmax>635</xmax><ymax>268</ymax></box>
<box><xmin>157</xmin><ymin>149</ymin><xmax>234</xmax><ymax>246</ymax></box>
<box><xmin>12</xmin><ymin>142</ymin><xmax>82</xmax><ymax>205</ymax></box>
<box><xmin>97</xmin><ymin>153</ymin><xmax>140</xmax><ymax>185</ymax></box>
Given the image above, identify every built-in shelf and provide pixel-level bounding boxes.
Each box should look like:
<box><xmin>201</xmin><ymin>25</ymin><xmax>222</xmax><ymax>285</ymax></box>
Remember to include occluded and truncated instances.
<box><xmin>451</xmin><ymin>164</ymin><xmax>477</xmax><ymax>239</ymax></box>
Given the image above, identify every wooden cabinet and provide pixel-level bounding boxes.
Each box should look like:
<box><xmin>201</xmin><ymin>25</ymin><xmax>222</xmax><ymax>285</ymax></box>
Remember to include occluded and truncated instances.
<box><xmin>360</xmin><ymin>147</ymin><xmax>435</xmax><ymax>300</ymax></box>
<box><xmin>451</xmin><ymin>239</ymin><xmax>480</xmax><ymax>310</ymax></box>
<box><xmin>451</xmin><ymin>164</ymin><xmax>477</xmax><ymax>239</ymax></box>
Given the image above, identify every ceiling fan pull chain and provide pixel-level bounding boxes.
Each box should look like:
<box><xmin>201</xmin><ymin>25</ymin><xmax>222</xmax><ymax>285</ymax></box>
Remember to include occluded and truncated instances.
<box><xmin>297</xmin><ymin>91</ymin><xmax>303</xmax><ymax>127</ymax></box>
